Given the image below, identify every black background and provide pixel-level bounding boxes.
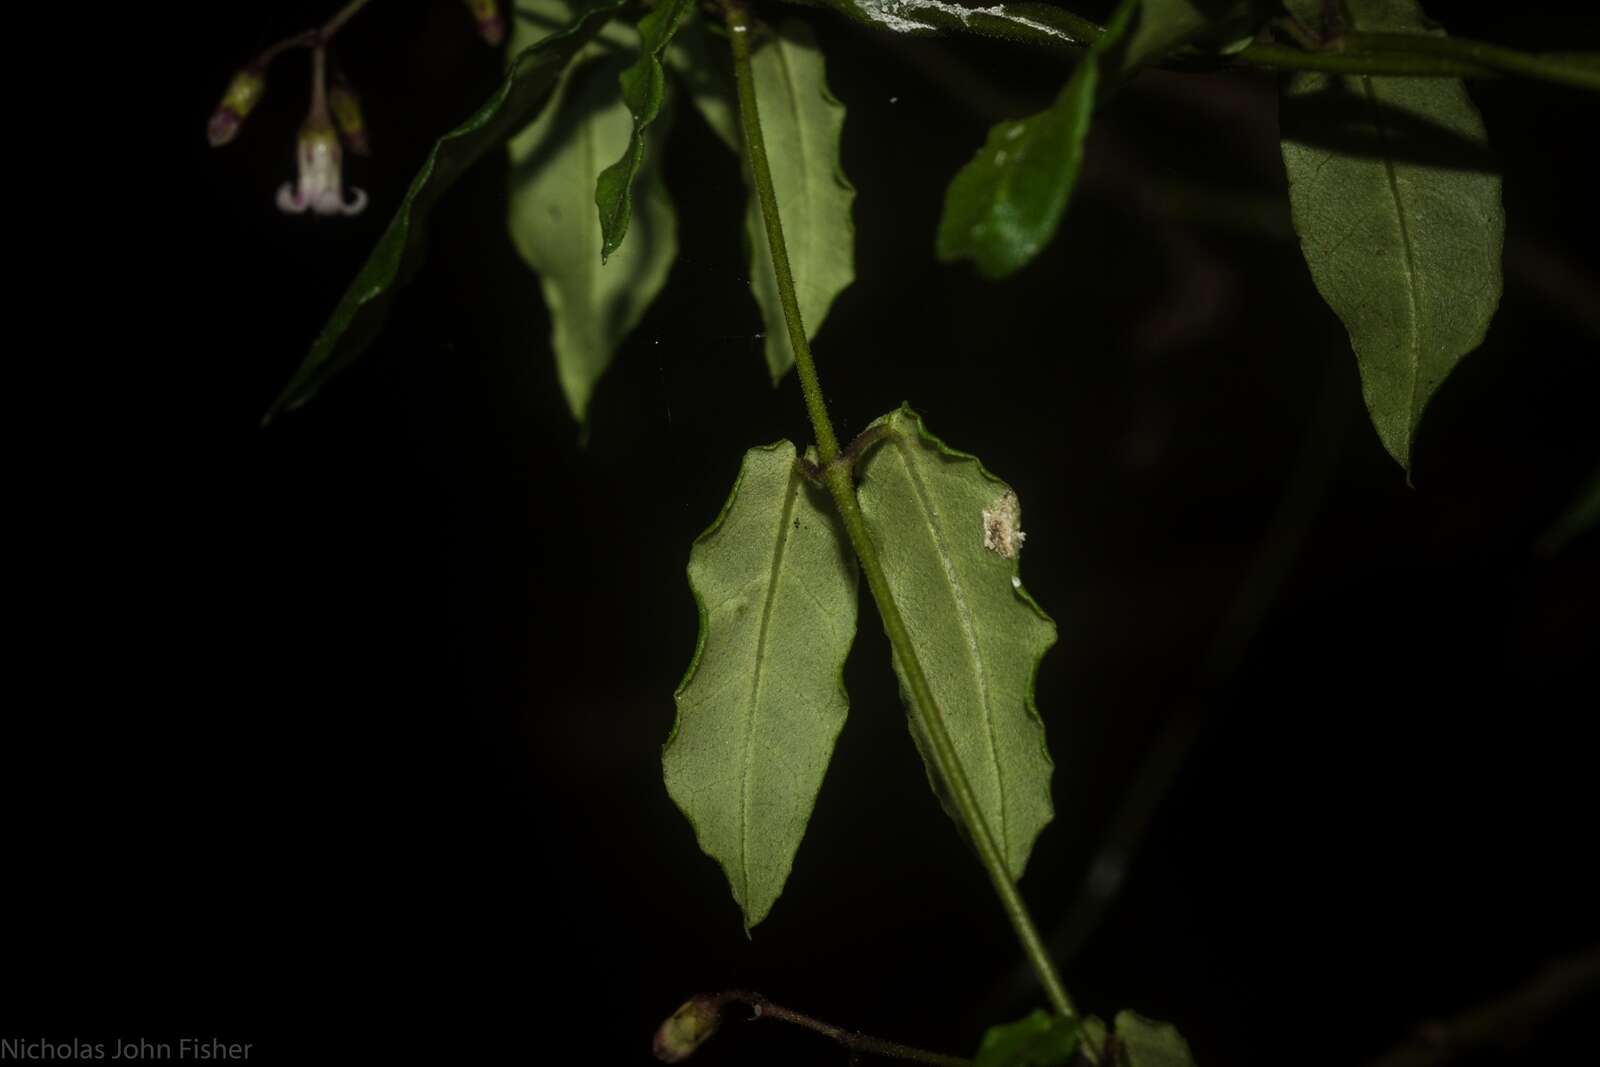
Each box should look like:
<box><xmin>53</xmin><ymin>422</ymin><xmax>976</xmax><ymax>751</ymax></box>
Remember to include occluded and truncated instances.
<box><xmin>14</xmin><ymin>2</ymin><xmax>1598</xmax><ymax>1063</ymax></box>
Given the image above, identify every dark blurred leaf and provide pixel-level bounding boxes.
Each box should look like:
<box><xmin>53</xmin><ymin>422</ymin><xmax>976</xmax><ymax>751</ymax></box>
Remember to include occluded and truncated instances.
<box><xmin>1111</xmin><ymin>1012</ymin><xmax>1196</xmax><ymax>1067</ymax></box>
<box><xmin>934</xmin><ymin>0</ymin><xmax>1139</xmax><ymax>279</ymax></box>
<box><xmin>594</xmin><ymin>0</ymin><xmax>696</xmax><ymax>261</ymax></box>
<box><xmin>1120</xmin><ymin>0</ymin><xmax>1252</xmax><ymax>72</ymax></box>
<box><xmin>974</xmin><ymin>1010</ymin><xmax>1080</xmax><ymax>1067</ymax></box>
<box><xmin>1537</xmin><ymin>463</ymin><xmax>1600</xmax><ymax>556</ymax></box>
<box><xmin>1279</xmin><ymin>0</ymin><xmax>1504</xmax><ymax>474</ymax></box>
<box><xmin>264</xmin><ymin>0</ymin><xmax>626</xmax><ymax>423</ymax></box>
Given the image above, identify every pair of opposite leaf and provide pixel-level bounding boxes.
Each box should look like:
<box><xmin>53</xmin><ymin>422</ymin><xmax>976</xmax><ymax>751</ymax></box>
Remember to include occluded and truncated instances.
<box><xmin>508</xmin><ymin>0</ymin><xmax>856</xmax><ymax>425</ymax></box>
<box><xmin>665</xmin><ymin>406</ymin><xmax>1056</xmax><ymax>930</ymax></box>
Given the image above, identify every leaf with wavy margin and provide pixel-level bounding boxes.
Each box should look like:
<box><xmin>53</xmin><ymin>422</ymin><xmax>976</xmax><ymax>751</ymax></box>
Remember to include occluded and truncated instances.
<box><xmin>262</xmin><ymin>0</ymin><xmax>625</xmax><ymax>423</ymax></box>
<box><xmin>856</xmin><ymin>405</ymin><xmax>1057</xmax><ymax>877</ymax></box>
<box><xmin>1280</xmin><ymin>0</ymin><xmax>1504</xmax><ymax>473</ymax></box>
<box><xmin>743</xmin><ymin>20</ymin><xmax>856</xmax><ymax>383</ymax></box>
<box><xmin>665</xmin><ymin>442</ymin><xmax>859</xmax><ymax>932</ymax></box>
<box><xmin>508</xmin><ymin>45</ymin><xmax>677</xmax><ymax>425</ymax></box>
<box><xmin>594</xmin><ymin>0</ymin><xmax>696</xmax><ymax>261</ymax></box>
<box><xmin>935</xmin><ymin>0</ymin><xmax>1140</xmax><ymax>279</ymax></box>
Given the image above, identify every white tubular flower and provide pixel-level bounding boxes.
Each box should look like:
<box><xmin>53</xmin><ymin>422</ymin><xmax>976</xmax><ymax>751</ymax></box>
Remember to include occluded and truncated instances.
<box><xmin>277</xmin><ymin>117</ymin><xmax>367</xmax><ymax>216</ymax></box>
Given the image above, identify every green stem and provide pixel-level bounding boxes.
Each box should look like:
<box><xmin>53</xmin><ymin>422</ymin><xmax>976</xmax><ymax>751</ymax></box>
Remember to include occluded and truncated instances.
<box><xmin>321</xmin><ymin>0</ymin><xmax>375</xmax><ymax>40</ymax></box>
<box><xmin>800</xmin><ymin>0</ymin><xmax>1600</xmax><ymax>90</ymax></box>
<box><xmin>725</xmin><ymin>0</ymin><xmax>1077</xmax><ymax>1022</ymax></box>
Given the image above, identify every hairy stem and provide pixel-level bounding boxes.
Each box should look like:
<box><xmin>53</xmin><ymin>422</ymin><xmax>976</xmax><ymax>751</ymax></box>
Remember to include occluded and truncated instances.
<box><xmin>725</xmin><ymin>0</ymin><xmax>1077</xmax><ymax>1022</ymax></box>
<box><xmin>711</xmin><ymin>991</ymin><xmax>974</xmax><ymax>1066</ymax></box>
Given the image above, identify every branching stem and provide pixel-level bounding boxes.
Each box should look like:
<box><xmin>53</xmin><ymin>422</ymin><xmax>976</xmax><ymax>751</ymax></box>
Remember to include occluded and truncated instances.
<box><xmin>252</xmin><ymin>0</ymin><xmax>376</xmax><ymax>71</ymax></box>
<box><xmin>724</xmin><ymin>0</ymin><xmax>1077</xmax><ymax>1023</ymax></box>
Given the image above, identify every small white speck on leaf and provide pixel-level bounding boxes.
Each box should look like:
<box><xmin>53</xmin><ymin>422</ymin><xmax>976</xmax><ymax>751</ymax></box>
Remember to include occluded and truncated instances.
<box><xmin>1011</xmin><ymin>576</ymin><xmax>1022</xmax><ymax>590</ymax></box>
<box><xmin>982</xmin><ymin>490</ymin><xmax>1026</xmax><ymax>560</ymax></box>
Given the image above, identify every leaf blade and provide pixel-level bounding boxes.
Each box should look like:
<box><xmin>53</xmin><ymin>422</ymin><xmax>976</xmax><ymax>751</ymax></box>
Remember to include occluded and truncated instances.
<box><xmin>935</xmin><ymin>0</ymin><xmax>1140</xmax><ymax>279</ymax></box>
<box><xmin>508</xmin><ymin>49</ymin><xmax>678</xmax><ymax>425</ymax></box>
<box><xmin>743</xmin><ymin>21</ymin><xmax>858</xmax><ymax>383</ymax></box>
<box><xmin>1111</xmin><ymin>1012</ymin><xmax>1197</xmax><ymax>1067</ymax></box>
<box><xmin>856</xmin><ymin>406</ymin><xmax>1057</xmax><ymax>878</ymax></box>
<box><xmin>263</xmin><ymin>0</ymin><xmax>626</xmax><ymax>423</ymax></box>
<box><xmin>975</xmin><ymin>1010</ymin><xmax>1081</xmax><ymax>1067</ymax></box>
<box><xmin>665</xmin><ymin>442</ymin><xmax>859</xmax><ymax>931</ymax></box>
<box><xmin>1279</xmin><ymin>0</ymin><xmax>1504</xmax><ymax>473</ymax></box>
<box><xmin>594</xmin><ymin>0</ymin><xmax>696</xmax><ymax>261</ymax></box>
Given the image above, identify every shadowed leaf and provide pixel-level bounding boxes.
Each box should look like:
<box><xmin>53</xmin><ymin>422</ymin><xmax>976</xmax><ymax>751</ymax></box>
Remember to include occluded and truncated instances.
<box><xmin>1280</xmin><ymin>0</ymin><xmax>1504</xmax><ymax>473</ymax></box>
<box><xmin>935</xmin><ymin>0</ymin><xmax>1140</xmax><ymax>279</ymax></box>
<box><xmin>508</xmin><ymin>47</ymin><xmax>677</xmax><ymax>425</ymax></box>
<box><xmin>594</xmin><ymin>0</ymin><xmax>696</xmax><ymax>260</ymax></box>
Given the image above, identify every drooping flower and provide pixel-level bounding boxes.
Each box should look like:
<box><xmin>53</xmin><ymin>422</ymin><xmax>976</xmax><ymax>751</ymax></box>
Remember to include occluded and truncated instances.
<box><xmin>277</xmin><ymin>114</ymin><xmax>367</xmax><ymax>216</ymax></box>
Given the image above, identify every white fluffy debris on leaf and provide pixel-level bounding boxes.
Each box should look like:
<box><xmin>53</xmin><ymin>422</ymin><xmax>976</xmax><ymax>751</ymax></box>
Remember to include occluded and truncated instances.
<box><xmin>982</xmin><ymin>490</ymin><xmax>1026</xmax><ymax>560</ymax></box>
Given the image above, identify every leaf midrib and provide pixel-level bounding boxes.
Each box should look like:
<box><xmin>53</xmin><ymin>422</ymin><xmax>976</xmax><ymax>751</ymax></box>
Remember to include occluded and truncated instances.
<box><xmin>889</xmin><ymin>432</ymin><xmax>1009</xmax><ymax>864</ymax></box>
<box><xmin>773</xmin><ymin>34</ymin><xmax>817</xmax><ymax>304</ymax></box>
<box><xmin>1360</xmin><ymin>75</ymin><xmax>1425</xmax><ymax>442</ymax></box>
<box><xmin>739</xmin><ymin>465</ymin><xmax>803</xmax><ymax>905</ymax></box>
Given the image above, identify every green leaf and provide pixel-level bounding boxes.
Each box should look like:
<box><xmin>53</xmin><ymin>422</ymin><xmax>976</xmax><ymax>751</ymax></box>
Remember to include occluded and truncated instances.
<box><xmin>263</xmin><ymin>0</ymin><xmax>625</xmax><ymax>424</ymax></box>
<box><xmin>935</xmin><ymin>0</ymin><xmax>1140</xmax><ymax>279</ymax></box>
<box><xmin>1279</xmin><ymin>0</ymin><xmax>1504</xmax><ymax>474</ymax></box>
<box><xmin>1111</xmin><ymin>1012</ymin><xmax>1197</xmax><ymax>1067</ymax></box>
<box><xmin>666</xmin><ymin>18</ymin><xmax>739</xmax><ymax>152</ymax></box>
<box><xmin>507</xmin><ymin>53</ymin><xmax>677</xmax><ymax>426</ymax></box>
<box><xmin>856</xmin><ymin>406</ymin><xmax>1057</xmax><ymax>877</ymax></box>
<box><xmin>594</xmin><ymin>0</ymin><xmax>696</xmax><ymax>261</ymax></box>
<box><xmin>513</xmin><ymin>0</ymin><xmax>636</xmax><ymax>51</ymax></box>
<box><xmin>974</xmin><ymin>1011</ymin><xmax>1081</xmax><ymax>1067</ymax></box>
<box><xmin>1119</xmin><ymin>0</ymin><xmax>1255</xmax><ymax>72</ymax></box>
<box><xmin>743</xmin><ymin>20</ymin><xmax>857</xmax><ymax>383</ymax></box>
<box><xmin>665</xmin><ymin>442</ymin><xmax>859</xmax><ymax>932</ymax></box>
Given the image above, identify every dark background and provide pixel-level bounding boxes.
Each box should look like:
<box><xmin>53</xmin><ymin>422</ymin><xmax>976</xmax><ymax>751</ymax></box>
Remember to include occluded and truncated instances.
<box><xmin>14</xmin><ymin>2</ymin><xmax>1597</xmax><ymax>1062</ymax></box>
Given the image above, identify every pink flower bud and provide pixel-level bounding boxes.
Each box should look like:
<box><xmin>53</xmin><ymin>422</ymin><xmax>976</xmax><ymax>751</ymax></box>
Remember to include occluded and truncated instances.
<box><xmin>208</xmin><ymin>66</ymin><xmax>266</xmax><ymax>147</ymax></box>
<box><xmin>329</xmin><ymin>75</ymin><xmax>370</xmax><ymax>156</ymax></box>
<box><xmin>652</xmin><ymin>996</ymin><xmax>722</xmax><ymax>1063</ymax></box>
<box><xmin>463</xmin><ymin>0</ymin><xmax>505</xmax><ymax>47</ymax></box>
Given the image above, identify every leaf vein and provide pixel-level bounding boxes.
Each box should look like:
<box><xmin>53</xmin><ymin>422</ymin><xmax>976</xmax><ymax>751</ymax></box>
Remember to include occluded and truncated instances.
<box><xmin>889</xmin><ymin>434</ymin><xmax>1008</xmax><ymax>863</ymax></box>
<box><xmin>740</xmin><ymin>465</ymin><xmax>803</xmax><ymax>906</ymax></box>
